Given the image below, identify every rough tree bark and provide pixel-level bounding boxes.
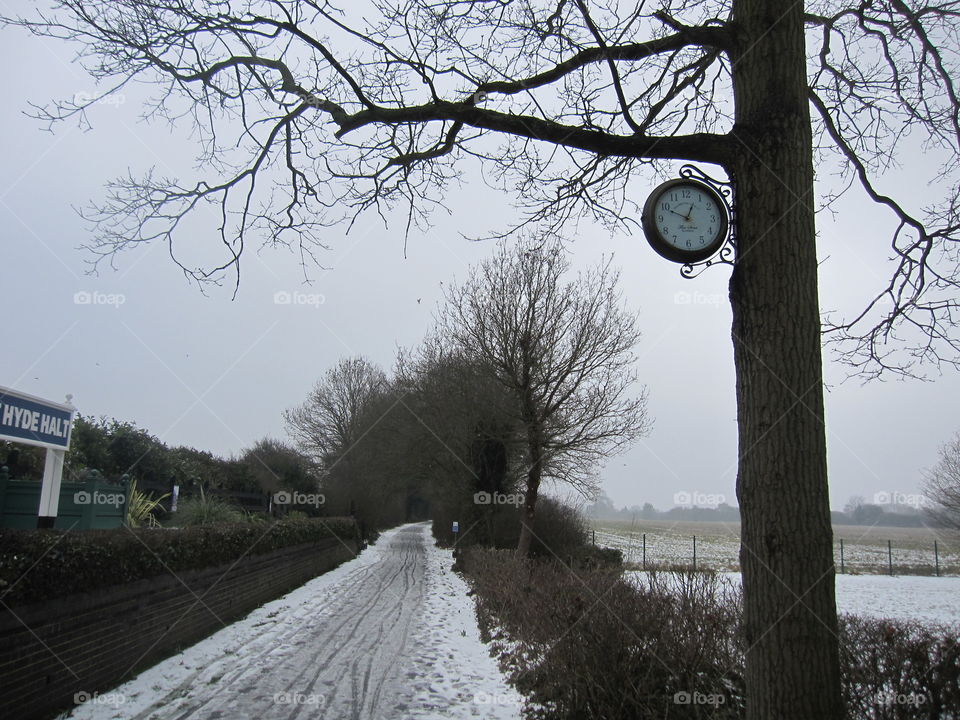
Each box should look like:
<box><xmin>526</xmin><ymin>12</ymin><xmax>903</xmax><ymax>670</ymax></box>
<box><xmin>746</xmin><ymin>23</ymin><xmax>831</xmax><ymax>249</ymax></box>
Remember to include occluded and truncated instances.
<box><xmin>728</xmin><ymin>1</ymin><xmax>843</xmax><ymax>717</ymax></box>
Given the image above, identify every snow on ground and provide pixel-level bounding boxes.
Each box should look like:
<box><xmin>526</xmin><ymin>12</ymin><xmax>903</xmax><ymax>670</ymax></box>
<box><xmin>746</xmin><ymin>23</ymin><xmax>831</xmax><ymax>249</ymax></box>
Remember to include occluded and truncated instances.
<box><xmin>63</xmin><ymin>523</ymin><xmax>519</xmax><ymax>720</ymax></box>
<box><xmin>833</xmin><ymin>574</ymin><xmax>960</xmax><ymax>626</ymax></box>
<box><xmin>596</xmin><ymin>524</ymin><xmax>958</xmax><ymax>575</ymax></box>
<box><xmin>401</xmin><ymin>527</ymin><xmax>523</xmax><ymax>719</ymax></box>
<box><xmin>627</xmin><ymin>571</ymin><xmax>960</xmax><ymax>627</ymax></box>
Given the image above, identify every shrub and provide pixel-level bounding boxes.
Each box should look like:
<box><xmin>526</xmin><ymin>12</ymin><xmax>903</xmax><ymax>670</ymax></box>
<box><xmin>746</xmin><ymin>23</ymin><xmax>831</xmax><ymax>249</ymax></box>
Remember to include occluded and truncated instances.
<box><xmin>461</xmin><ymin>550</ymin><xmax>959</xmax><ymax>719</ymax></box>
<box><xmin>126</xmin><ymin>477</ymin><xmax>170</xmax><ymax>528</ymax></box>
<box><xmin>433</xmin><ymin>497</ymin><xmax>595</xmax><ymax>561</ymax></box>
<box><xmin>840</xmin><ymin>614</ymin><xmax>960</xmax><ymax>718</ymax></box>
<box><xmin>528</xmin><ymin>497</ymin><xmax>590</xmax><ymax>560</ymax></box>
<box><xmin>0</xmin><ymin>516</ymin><xmax>358</xmax><ymax>608</ymax></box>
<box><xmin>461</xmin><ymin>549</ymin><xmax>744</xmax><ymax>719</ymax></box>
<box><xmin>171</xmin><ymin>486</ymin><xmax>245</xmax><ymax>526</ymax></box>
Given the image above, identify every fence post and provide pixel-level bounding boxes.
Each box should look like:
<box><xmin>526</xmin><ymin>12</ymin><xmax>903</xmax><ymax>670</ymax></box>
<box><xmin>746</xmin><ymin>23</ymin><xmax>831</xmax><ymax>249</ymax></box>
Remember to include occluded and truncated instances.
<box><xmin>592</xmin><ymin>529</ymin><xmax>596</xmax><ymax>546</ymax></box>
<box><xmin>935</xmin><ymin>541</ymin><xmax>940</xmax><ymax>577</ymax></box>
<box><xmin>693</xmin><ymin>535</ymin><xmax>697</xmax><ymax>571</ymax></box>
<box><xmin>642</xmin><ymin>533</ymin><xmax>646</xmax><ymax>570</ymax></box>
<box><xmin>839</xmin><ymin>539</ymin><xmax>844</xmax><ymax>575</ymax></box>
<box><xmin>887</xmin><ymin>540</ymin><xmax>893</xmax><ymax>576</ymax></box>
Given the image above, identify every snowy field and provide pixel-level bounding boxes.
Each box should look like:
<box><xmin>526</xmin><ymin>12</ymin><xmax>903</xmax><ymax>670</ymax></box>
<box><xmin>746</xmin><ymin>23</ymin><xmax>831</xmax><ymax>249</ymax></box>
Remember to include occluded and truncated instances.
<box><xmin>832</xmin><ymin>574</ymin><xmax>960</xmax><ymax>626</ymax></box>
<box><xmin>594</xmin><ymin>520</ymin><xmax>960</xmax><ymax>576</ymax></box>
<box><xmin>627</xmin><ymin>571</ymin><xmax>960</xmax><ymax>627</ymax></box>
<box><xmin>62</xmin><ymin>523</ymin><xmax>520</xmax><ymax>720</ymax></box>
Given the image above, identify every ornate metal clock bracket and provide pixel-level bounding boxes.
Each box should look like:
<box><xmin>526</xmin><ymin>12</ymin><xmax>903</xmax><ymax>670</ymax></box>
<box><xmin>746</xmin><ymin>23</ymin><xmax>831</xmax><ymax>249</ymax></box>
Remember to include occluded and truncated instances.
<box><xmin>678</xmin><ymin>164</ymin><xmax>737</xmax><ymax>279</ymax></box>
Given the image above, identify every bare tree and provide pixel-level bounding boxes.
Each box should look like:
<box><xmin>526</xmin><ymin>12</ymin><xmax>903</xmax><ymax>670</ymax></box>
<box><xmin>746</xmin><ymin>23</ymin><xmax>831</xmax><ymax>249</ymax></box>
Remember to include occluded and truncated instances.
<box><xmin>284</xmin><ymin>356</ymin><xmax>387</xmax><ymax>463</ymax></box>
<box><xmin>440</xmin><ymin>238</ymin><xmax>651</xmax><ymax>557</ymax></box>
<box><xmin>923</xmin><ymin>432</ymin><xmax>960</xmax><ymax>532</ymax></box>
<box><xmin>8</xmin><ymin>1</ymin><xmax>960</xmax><ymax>716</ymax></box>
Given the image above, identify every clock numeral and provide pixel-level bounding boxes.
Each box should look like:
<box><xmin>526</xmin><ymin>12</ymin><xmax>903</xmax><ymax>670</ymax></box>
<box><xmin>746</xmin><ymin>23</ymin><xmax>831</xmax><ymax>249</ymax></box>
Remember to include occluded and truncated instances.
<box><xmin>661</xmin><ymin>202</ymin><xmax>670</xmax><ymax>211</ymax></box>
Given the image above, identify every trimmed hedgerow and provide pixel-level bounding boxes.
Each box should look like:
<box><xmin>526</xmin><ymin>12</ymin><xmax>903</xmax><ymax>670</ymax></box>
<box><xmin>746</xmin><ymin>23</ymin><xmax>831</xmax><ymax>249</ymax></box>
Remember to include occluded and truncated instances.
<box><xmin>461</xmin><ymin>548</ymin><xmax>960</xmax><ymax>720</ymax></box>
<box><xmin>0</xmin><ymin>516</ymin><xmax>357</xmax><ymax>608</ymax></box>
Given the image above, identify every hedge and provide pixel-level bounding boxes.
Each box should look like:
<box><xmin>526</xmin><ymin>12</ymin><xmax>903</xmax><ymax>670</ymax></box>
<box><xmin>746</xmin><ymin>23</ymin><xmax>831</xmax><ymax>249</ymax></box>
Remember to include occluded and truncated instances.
<box><xmin>0</xmin><ymin>516</ymin><xmax>358</xmax><ymax>608</ymax></box>
<box><xmin>461</xmin><ymin>548</ymin><xmax>960</xmax><ymax>720</ymax></box>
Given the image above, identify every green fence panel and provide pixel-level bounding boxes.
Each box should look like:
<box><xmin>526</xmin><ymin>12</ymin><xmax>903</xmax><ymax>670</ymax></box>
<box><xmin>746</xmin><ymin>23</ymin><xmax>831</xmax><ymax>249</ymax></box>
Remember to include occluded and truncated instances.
<box><xmin>0</xmin><ymin>468</ymin><xmax>130</xmax><ymax>529</ymax></box>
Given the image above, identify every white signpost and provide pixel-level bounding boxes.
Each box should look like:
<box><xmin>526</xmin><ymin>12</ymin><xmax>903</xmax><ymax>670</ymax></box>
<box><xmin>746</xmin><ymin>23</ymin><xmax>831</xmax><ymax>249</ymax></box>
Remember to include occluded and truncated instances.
<box><xmin>0</xmin><ymin>385</ymin><xmax>76</xmax><ymax>528</ymax></box>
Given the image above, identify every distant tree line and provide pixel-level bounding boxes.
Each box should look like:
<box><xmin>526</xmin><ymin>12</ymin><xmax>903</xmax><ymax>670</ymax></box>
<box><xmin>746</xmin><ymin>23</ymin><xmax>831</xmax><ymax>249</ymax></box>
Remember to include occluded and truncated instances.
<box><xmin>585</xmin><ymin>491</ymin><xmax>946</xmax><ymax>529</ymax></box>
<box><xmin>585</xmin><ymin>493</ymin><xmax>741</xmax><ymax>523</ymax></box>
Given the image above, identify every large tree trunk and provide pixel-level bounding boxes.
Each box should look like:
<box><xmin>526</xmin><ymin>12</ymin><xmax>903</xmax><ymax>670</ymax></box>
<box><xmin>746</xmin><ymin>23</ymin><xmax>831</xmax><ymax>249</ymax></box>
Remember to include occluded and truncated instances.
<box><xmin>728</xmin><ymin>1</ymin><xmax>843</xmax><ymax>718</ymax></box>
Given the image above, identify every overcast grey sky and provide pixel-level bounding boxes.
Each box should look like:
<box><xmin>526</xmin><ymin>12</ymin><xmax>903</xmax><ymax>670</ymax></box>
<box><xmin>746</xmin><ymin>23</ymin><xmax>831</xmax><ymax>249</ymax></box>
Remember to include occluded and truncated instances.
<box><xmin>1</xmin><ymin>13</ymin><xmax>957</xmax><ymax>513</ymax></box>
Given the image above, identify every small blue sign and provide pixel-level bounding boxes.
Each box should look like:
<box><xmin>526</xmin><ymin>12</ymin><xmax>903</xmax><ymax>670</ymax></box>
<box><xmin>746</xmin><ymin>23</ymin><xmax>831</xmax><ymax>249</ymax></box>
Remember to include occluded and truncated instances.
<box><xmin>0</xmin><ymin>386</ymin><xmax>74</xmax><ymax>450</ymax></box>
<box><xmin>452</xmin><ymin>521</ymin><xmax>460</xmax><ymax>533</ymax></box>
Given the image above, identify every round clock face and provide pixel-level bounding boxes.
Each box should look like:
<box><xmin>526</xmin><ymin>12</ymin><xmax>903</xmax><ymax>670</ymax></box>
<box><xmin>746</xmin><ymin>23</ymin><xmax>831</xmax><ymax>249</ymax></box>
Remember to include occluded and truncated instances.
<box><xmin>641</xmin><ymin>179</ymin><xmax>729</xmax><ymax>263</ymax></box>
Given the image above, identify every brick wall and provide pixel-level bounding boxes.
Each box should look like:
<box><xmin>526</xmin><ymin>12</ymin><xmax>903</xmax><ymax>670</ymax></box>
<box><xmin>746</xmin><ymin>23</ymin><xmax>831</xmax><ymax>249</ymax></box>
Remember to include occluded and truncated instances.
<box><xmin>0</xmin><ymin>537</ymin><xmax>357</xmax><ymax>719</ymax></box>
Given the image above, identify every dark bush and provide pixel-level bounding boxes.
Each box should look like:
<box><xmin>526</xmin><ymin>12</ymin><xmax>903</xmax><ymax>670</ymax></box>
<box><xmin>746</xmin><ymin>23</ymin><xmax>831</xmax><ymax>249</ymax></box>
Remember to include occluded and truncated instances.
<box><xmin>461</xmin><ymin>548</ymin><xmax>744</xmax><ymax>719</ymax></box>
<box><xmin>0</xmin><ymin>516</ymin><xmax>358</xmax><ymax>608</ymax></box>
<box><xmin>527</xmin><ymin>497</ymin><xmax>590</xmax><ymax>560</ymax></box>
<box><xmin>840</xmin><ymin>614</ymin><xmax>960</xmax><ymax>719</ymax></box>
<box><xmin>461</xmin><ymin>550</ymin><xmax>960</xmax><ymax>720</ymax></box>
<box><xmin>575</xmin><ymin>544</ymin><xmax>624</xmax><ymax>569</ymax></box>
<box><xmin>433</xmin><ymin>497</ymin><xmax>595</xmax><ymax>562</ymax></box>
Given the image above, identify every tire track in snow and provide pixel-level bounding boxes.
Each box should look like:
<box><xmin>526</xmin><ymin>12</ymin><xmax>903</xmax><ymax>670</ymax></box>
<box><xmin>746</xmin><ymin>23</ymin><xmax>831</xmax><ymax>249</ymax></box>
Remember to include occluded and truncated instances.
<box><xmin>122</xmin><ymin>524</ymin><xmax>425</xmax><ymax>720</ymax></box>
<box><xmin>65</xmin><ymin>523</ymin><xmax>521</xmax><ymax>720</ymax></box>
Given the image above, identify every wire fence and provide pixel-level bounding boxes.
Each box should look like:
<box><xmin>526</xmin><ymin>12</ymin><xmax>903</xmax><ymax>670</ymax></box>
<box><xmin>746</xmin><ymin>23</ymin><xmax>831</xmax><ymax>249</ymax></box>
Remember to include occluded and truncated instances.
<box><xmin>592</xmin><ymin>529</ymin><xmax>958</xmax><ymax>577</ymax></box>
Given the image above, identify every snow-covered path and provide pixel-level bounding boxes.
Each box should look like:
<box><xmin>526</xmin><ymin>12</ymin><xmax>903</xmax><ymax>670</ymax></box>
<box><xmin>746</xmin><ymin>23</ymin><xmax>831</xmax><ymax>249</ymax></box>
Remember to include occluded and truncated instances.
<box><xmin>65</xmin><ymin>523</ymin><xmax>521</xmax><ymax>720</ymax></box>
